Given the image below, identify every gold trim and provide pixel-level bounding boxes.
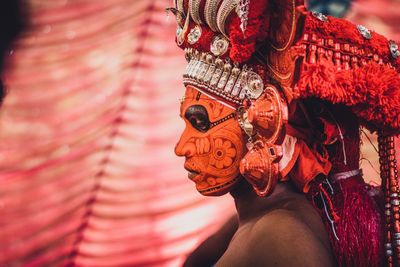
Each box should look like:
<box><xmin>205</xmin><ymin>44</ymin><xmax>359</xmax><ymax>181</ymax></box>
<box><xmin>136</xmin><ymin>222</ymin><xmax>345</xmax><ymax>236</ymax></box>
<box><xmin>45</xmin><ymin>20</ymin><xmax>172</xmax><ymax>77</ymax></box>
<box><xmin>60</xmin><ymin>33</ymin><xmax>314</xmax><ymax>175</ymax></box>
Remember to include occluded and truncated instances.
<box><xmin>177</xmin><ymin>4</ymin><xmax>192</xmax><ymax>46</ymax></box>
<box><xmin>205</xmin><ymin>0</ymin><xmax>223</xmax><ymax>32</ymax></box>
<box><xmin>176</xmin><ymin>0</ymin><xmax>184</xmax><ymax>14</ymax></box>
<box><xmin>189</xmin><ymin>0</ymin><xmax>203</xmax><ymax>25</ymax></box>
<box><xmin>217</xmin><ymin>0</ymin><xmax>238</xmax><ymax>38</ymax></box>
<box><xmin>266</xmin><ymin>61</ymin><xmax>292</xmax><ymax>80</ymax></box>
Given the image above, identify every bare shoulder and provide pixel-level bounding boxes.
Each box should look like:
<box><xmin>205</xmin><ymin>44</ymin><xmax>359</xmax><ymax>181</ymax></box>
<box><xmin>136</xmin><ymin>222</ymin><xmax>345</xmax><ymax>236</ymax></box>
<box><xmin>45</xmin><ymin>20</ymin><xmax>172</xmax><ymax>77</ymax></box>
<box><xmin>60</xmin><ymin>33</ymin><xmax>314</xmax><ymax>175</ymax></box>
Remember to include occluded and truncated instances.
<box><xmin>218</xmin><ymin>207</ymin><xmax>335</xmax><ymax>267</ymax></box>
<box><xmin>217</xmin><ymin>194</ymin><xmax>335</xmax><ymax>267</ymax></box>
<box><xmin>245</xmin><ymin>209</ymin><xmax>335</xmax><ymax>267</ymax></box>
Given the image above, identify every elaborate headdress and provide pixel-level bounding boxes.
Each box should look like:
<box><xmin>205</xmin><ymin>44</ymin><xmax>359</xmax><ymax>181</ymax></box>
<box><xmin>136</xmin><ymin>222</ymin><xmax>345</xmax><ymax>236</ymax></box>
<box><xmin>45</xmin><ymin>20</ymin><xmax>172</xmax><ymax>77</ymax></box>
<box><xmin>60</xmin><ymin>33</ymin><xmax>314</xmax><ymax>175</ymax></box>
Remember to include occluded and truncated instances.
<box><xmin>169</xmin><ymin>0</ymin><xmax>400</xmax><ymax>266</ymax></box>
<box><xmin>169</xmin><ymin>0</ymin><xmax>303</xmax><ymax>197</ymax></box>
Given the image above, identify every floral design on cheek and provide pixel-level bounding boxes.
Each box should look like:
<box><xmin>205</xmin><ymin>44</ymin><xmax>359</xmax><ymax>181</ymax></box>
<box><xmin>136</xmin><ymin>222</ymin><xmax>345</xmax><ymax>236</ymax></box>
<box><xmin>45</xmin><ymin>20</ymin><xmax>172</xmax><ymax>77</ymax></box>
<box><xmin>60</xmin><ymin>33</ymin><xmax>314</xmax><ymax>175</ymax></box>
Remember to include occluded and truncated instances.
<box><xmin>195</xmin><ymin>137</ymin><xmax>211</xmax><ymax>155</ymax></box>
<box><xmin>210</xmin><ymin>138</ymin><xmax>237</xmax><ymax>169</ymax></box>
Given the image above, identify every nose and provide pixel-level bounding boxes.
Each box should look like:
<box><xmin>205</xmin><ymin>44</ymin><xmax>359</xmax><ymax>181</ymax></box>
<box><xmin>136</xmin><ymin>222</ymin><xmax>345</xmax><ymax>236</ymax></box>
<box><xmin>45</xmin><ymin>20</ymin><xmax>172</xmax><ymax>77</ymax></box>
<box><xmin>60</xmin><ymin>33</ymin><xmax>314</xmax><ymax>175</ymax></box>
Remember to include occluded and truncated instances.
<box><xmin>175</xmin><ymin>135</ymin><xmax>196</xmax><ymax>158</ymax></box>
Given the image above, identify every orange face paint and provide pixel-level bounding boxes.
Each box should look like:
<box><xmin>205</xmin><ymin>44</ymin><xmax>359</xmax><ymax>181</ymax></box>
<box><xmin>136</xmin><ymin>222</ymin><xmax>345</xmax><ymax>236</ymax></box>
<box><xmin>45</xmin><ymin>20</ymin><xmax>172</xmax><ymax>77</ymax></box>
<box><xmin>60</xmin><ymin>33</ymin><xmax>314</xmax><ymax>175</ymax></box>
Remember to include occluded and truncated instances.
<box><xmin>175</xmin><ymin>86</ymin><xmax>246</xmax><ymax>196</ymax></box>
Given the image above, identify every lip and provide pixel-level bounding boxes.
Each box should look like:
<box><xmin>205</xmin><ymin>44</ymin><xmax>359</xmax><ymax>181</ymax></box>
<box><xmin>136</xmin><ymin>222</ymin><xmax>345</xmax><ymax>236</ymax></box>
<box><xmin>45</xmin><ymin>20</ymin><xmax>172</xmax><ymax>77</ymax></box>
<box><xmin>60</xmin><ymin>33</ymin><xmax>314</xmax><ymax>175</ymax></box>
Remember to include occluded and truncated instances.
<box><xmin>184</xmin><ymin>166</ymin><xmax>202</xmax><ymax>181</ymax></box>
<box><xmin>187</xmin><ymin>170</ymin><xmax>201</xmax><ymax>182</ymax></box>
<box><xmin>187</xmin><ymin>170</ymin><xmax>198</xmax><ymax>179</ymax></box>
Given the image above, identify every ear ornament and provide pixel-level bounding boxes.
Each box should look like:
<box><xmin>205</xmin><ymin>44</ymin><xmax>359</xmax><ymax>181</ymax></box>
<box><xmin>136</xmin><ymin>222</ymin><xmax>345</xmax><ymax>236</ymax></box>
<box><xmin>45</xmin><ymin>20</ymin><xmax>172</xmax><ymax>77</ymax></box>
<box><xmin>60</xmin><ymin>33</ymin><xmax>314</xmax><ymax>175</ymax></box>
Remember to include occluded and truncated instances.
<box><xmin>238</xmin><ymin>84</ymin><xmax>288</xmax><ymax>196</ymax></box>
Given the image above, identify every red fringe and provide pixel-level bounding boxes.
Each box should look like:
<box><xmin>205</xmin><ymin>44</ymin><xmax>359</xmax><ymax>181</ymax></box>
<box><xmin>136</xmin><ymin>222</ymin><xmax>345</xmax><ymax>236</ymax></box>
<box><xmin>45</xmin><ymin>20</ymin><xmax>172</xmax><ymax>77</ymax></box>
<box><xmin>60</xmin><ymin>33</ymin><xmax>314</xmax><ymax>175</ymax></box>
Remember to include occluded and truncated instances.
<box><xmin>330</xmin><ymin>176</ymin><xmax>384</xmax><ymax>267</ymax></box>
<box><xmin>294</xmin><ymin>62</ymin><xmax>400</xmax><ymax>134</ymax></box>
<box><xmin>303</xmin><ymin>13</ymin><xmax>400</xmax><ymax>71</ymax></box>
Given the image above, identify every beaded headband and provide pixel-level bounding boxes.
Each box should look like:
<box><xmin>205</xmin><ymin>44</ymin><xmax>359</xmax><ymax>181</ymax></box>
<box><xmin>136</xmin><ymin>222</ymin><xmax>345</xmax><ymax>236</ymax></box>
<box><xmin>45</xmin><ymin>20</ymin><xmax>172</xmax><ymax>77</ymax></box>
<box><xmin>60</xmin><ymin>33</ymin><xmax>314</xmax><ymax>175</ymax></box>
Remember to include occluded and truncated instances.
<box><xmin>183</xmin><ymin>48</ymin><xmax>265</xmax><ymax>107</ymax></box>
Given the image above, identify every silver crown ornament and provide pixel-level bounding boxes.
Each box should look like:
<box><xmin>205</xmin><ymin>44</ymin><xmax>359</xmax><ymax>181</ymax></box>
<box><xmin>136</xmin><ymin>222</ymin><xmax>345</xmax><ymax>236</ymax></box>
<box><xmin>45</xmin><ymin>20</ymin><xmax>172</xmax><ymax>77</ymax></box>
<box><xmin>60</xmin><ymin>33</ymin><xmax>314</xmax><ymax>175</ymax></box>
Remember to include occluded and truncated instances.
<box><xmin>183</xmin><ymin>48</ymin><xmax>265</xmax><ymax>106</ymax></box>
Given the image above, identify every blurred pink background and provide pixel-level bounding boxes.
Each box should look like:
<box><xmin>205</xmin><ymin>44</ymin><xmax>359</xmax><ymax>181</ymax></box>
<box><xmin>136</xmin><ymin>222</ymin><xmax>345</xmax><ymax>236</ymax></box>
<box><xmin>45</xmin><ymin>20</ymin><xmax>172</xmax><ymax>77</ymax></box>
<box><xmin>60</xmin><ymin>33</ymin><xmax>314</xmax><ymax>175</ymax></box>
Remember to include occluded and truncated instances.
<box><xmin>0</xmin><ymin>0</ymin><xmax>399</xmax><ymax>266</ymax></box>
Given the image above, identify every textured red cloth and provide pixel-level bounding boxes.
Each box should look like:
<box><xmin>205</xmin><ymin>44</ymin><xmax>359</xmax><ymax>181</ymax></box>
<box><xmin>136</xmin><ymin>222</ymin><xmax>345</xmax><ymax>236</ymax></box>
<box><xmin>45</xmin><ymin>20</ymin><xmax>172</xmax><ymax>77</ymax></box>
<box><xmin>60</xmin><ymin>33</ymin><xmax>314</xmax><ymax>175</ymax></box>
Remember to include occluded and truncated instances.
<box><xmin>294</xmin><ymin>13</ymin><xmax>400</xmax><ymax>134</ymax></box>
<box><xmin>295</xmin><ymin>61</ymin><xmax>400</xmax><ymax>134</ymax></box>
<box><xmin>303</xmin><ymin>13</ymin><xmax>400</xmax><ymax>71</ymax></box>
<box><xmin>227</xmin><ymin>0</ymin><xmax>270</xmax><ymax>63</ymax></box>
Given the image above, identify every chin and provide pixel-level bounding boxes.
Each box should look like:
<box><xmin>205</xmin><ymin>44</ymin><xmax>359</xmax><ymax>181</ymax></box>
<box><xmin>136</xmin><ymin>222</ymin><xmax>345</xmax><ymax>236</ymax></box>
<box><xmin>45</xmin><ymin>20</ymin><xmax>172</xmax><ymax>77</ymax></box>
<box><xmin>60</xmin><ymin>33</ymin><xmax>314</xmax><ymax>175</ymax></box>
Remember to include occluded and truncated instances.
<box><xmin>196</xmin><ymin>176</ymin><xmax>239</xmax><ymax>197</ymax></box>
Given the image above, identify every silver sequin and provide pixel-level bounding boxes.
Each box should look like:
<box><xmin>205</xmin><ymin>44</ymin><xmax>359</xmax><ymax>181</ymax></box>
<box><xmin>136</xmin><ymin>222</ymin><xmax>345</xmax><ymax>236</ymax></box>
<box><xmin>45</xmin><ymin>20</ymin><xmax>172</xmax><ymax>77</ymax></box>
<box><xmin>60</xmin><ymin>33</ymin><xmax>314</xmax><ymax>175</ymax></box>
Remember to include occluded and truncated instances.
<box><xmin>312</xmin><ymin>12</ymin><xmax>328</xmax><ymax>22</ymax></box>
<box><xmin>356</xmin><ymin>25</ymin><xmax>372</xmax><ymax>40</ymax></box>
<box><xmin>389</xmin><ymin>40</ymin><xmax>400</xmax><ymax>59</ymax></box>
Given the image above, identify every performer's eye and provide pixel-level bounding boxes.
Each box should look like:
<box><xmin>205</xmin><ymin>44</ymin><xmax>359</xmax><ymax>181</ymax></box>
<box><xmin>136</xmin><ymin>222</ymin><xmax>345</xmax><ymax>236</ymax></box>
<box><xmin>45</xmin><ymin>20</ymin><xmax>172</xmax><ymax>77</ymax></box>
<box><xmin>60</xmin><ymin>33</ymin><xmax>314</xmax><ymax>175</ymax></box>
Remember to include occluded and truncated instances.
<box><xmin>185</xmin><ymin>105</ymin><xmax>211</xmax><ymax>132</ymax></box>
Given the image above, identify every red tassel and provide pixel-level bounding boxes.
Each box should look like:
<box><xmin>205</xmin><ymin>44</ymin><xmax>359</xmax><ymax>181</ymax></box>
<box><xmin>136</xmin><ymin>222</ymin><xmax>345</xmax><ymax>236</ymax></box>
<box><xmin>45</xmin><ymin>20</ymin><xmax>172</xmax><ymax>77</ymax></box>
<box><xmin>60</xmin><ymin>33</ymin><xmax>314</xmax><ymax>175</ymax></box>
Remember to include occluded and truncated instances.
<box><xmin>330</xmin><ymin>176</ymin><xmax>384</xmax><ymax>267</ymax></box>
<box><xmin>294</xmin><ymin>61</ymin><xmax>400</xmax><ymax>134</ymax></box>
<box><xmin>303</xmin><ymin>13</ymin><xmax>400</xmax><ymax>71</ymax></box>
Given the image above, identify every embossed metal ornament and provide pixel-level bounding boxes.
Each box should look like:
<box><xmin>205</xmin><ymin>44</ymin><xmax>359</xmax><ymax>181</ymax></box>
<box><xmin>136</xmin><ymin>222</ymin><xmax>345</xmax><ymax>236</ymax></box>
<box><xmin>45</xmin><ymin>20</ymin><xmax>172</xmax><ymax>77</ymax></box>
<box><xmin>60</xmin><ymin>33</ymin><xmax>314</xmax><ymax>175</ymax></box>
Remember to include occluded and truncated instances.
<box><xmin>240</xmin><ymin>141</ymin><xmax>282</xmax><ymax>197</ymax></box>
<box><xmin>211</xmin><ymin>35</ymin><xmax>230</xmax><ymax>56</ymax></box>
<box><xmin>189</xmin><ymin>0</ymin><xmax>203</xmax><ymax>25</ymax></box>
<box><xmin>176</xmin><ymin>26</ymin><xmax>183</xmax><ymax>39</ymax></box>
<box><xmin>175</xmin><ymin>0</ymin><xmax>184</xmax><ymax>14</ymax></box>
<box><xmin>357</xmin><ymin>25</ymin><xmax>372</xmax><ymax>40</ymax></box>
<box><xmin>188</xmin><ymin>25</ymin><xmax>202</xmax><ymax>44</ymax></box>
<box><xmin>205</xmin><ymin>0</ymin><xmax>223</xmax><ymax>32</ymax></box>
<box><xmin>247</xmin><ymin>85</ymin><xmax>288</xmax><ymax>145</ymax></box>
<box><xmin>217</xmin><ymin>0</ymin><xmax>239</xmax><ymax>38</ymax></box>
<box><xmin>312</xmin><ymin>12</ymin><xmax>328</xmax><ymax>22</ymax></box>
<box><xmin>177</xmin><ymin>27</ymin><xmax>185</xmax><ymax>46</ymax></box>
<box><xmin>183</xmin><ymin>49</ymin><xmax>265</xmax><ymax>106</ymax></box>
<box><xmin>246</xmin><ymin>72</ymin><xmax>264</xmax><ymax>99</ymax></box>
<box><xmin>237</xmin><ymin>106</ymin><xmax>254</xmax><ymax>139</ymax></box>
<box><xmin>389</xmin><ymin>40</ymin><xmax>400</xmax><ymax>59</ymax></box>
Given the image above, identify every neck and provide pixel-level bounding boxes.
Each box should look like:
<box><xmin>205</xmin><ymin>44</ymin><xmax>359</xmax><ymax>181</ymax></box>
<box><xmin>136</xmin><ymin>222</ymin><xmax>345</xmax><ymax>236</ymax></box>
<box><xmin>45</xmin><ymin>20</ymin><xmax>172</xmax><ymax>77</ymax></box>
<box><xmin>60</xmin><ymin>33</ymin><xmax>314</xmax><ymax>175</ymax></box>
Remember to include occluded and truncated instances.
<box><xmin>230</xmin><ymin>177</ymin><xmax>297</xmax><ymax>223</ymax></box>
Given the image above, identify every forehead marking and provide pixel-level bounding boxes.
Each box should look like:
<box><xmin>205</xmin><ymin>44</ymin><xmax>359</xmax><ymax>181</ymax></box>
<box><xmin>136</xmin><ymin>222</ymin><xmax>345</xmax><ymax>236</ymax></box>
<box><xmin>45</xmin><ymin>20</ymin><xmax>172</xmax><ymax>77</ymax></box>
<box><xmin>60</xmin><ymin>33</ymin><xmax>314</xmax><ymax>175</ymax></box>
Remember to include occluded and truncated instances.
<box><xmin>196</xmin><ymin>91</ymin><xmax>201</xmax><ymax>101</ymax></box>
<box><xmin>191</xmin><ymin>87</ymin><xmax>237</xmax><ymax>110</ymax></box>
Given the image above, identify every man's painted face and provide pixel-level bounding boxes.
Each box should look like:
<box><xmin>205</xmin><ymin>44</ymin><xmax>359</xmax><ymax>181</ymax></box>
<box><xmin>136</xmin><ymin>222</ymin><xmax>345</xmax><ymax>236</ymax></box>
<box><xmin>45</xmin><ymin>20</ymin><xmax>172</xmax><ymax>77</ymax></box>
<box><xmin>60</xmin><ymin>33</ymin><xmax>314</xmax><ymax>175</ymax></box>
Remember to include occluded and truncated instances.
<box><xmin>175</xmin><ymin>86</ymin><xmax>246</xmax><ymax>196</ymax></box>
